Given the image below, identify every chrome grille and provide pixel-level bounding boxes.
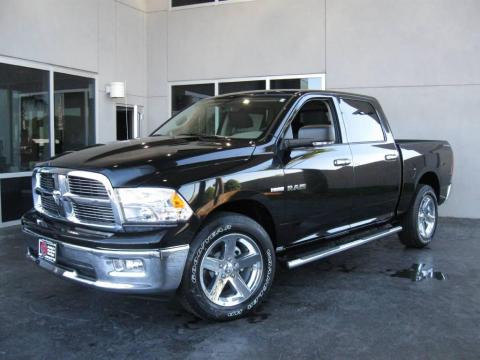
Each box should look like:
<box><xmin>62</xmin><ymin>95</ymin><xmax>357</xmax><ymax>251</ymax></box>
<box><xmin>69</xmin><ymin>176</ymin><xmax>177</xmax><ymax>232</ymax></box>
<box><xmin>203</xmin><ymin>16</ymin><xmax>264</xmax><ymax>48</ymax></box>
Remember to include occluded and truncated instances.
<box><xmin>33</xmin><ymin>168</ymin><xmax>121</xmax><ymax>229</ymax></box>
<box><xmin>40</xmin><ymin>194</ymin><xmax>60</xmax><ymax>215</ymax></box>
<box><xmin>68</xmin><ymin>176</ymin><xmax>109</xmax><ymax>198</ymax></box>
<box><xmin>72</xmin><ymin>203</ymin><xmax>115</xmax><ymax>224</ymax></box>
<box><xmin>40</xmin><ymin>173</ymin><xmax>55</xmax><ymax>192</ymax></box>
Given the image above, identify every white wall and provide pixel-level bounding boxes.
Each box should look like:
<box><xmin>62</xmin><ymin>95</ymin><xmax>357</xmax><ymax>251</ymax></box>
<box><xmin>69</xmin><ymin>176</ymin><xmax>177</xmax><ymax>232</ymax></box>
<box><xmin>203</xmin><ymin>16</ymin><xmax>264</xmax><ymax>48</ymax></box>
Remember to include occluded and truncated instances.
<box><xmin>144</xmin><ymin>0</ymin><xmax>479</xmax><ymax>218</ymax></box>
<box><xmin>0</xmin><ymin>0</ymin><xmax>99</xmax><ymax>72</ymax></box>
<box><xmin>0</xmin><ymin>0</ymin><xmax>149</xmax><ymax>143</ymax></box>
<box><xmin>325</xmin><ymin>0</ymin><xmax>480</xmax><ymax>218</ymax></box>
<box><xmin>0</xmin><ymin>0</ymin><xmax>477</xmax><ymax>218</ymax></box>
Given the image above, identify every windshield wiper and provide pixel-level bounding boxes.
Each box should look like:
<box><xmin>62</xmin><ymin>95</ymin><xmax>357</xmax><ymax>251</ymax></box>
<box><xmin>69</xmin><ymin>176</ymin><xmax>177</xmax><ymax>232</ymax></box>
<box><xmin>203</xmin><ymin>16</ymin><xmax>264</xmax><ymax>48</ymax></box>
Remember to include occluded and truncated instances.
<box><xmin>177</xmin><ymin>133</ymin><xmax>227</xmax><ymax>139</ymax></box>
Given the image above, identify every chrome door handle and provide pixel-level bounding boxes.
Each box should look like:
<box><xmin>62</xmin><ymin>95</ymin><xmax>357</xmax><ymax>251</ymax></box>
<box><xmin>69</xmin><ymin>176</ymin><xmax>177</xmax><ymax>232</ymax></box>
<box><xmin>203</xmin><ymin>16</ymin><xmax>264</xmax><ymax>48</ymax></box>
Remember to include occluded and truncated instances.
<box><xmin>334</xmin><ymin>159</ymin><xmax>351</xmax><ymax>167</ymax></box>
<box><xmin>385</xmin><ymin>153</ymin><xmax>399</xmax><ymax>161</ymax></box>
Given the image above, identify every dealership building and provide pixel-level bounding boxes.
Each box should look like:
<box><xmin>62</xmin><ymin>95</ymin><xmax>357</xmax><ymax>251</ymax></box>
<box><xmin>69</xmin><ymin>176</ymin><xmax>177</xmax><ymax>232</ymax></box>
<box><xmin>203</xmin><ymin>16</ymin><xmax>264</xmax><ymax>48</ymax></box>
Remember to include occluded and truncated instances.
<box><xmin>0</xmin><ymin>0</ymin><xmax>478</xmax><ymax>226</ymax></box>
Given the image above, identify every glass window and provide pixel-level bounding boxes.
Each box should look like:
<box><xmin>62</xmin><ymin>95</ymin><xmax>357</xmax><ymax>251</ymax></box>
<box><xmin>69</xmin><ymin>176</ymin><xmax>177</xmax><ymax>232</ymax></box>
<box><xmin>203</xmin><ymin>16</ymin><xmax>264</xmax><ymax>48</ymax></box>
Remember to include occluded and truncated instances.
<box><xmin>270</xmin><ymin>77</ymin><xmax>323</xmax><ymax>90</ymax></box>
<box><xmin>218</xmin><ymin>80</ymin><xmax>266</xmax><ymax>95</ymax></box>
<box><xmin>1</xmin><ymin>177</ymin><xmax>32</xmax><ymax>222</ymax></box>
<box><xmin>154</xmin><ymin>95</ymin><xmax>288</xmax><ymax>140</ymax></box>
<box><xmin>340</xmin><ymin>99</ymin><xmax>384</xmax><ymax>143</ymax></box>
<box><xmin>116</xmin><ymin>106</ymin><xmax>135</xmax><ymax>140</ymax></box>
<box><xmin>0</xmin><ymin>63</ymin><xmax>50</xmax><ymax>173</ymax></box>
<box><xmin>285</xmin><ymin>99</ymin><xmax>336</xmax><ymax>142</ymax></box>
<box><xmin>54</xmin><ymin>72</ymin><xmax>95</xmax><ymax>154</ymax></box>
<box><xmin>172</xmin><ymin>0</ymin><xmax>214</xmax><ymax>7</ymax></box>
<box><xmin>172</xmin><ymin>83</ymin><xmax>215</xmax><ymax>116</ymax></box>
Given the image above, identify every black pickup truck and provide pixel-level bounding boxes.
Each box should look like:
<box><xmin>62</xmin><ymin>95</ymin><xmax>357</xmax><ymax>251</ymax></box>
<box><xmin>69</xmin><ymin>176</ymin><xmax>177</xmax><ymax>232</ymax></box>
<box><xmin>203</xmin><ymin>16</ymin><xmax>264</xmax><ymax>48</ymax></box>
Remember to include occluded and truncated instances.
<box><xmin>22</xmin><ymin>90</ymin><xmax>453</xmax><ymax>320</ymax></box>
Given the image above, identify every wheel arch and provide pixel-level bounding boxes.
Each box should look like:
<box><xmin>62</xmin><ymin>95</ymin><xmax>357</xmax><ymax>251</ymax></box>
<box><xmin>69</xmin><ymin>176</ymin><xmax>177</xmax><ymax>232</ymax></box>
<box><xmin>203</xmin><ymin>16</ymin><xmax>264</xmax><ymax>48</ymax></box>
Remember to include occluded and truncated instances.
<box><xmin>417</xmin><ymin>171</ymin><xmax>440</xmax><ymax>200</ymax></box>
<box><xmin>204</xmin><ymin>199</ymin><xmax>277</xmax><ymax>249</ymax></box>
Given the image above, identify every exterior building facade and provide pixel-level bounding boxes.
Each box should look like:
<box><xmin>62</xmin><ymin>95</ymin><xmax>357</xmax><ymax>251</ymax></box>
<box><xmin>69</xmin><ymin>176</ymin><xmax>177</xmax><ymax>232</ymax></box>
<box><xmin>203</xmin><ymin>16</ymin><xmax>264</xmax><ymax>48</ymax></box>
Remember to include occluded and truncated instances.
<box><xmin>0</xmin><ymin>0</ymin><xmax>478</xmax><ymax>225</ymax></box>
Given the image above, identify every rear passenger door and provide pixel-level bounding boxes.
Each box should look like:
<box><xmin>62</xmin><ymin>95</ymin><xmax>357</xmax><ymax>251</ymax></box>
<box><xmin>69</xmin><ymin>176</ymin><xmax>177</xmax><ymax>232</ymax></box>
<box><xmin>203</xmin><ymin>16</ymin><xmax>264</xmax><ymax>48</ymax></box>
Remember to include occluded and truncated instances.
<box><xmin>339</xmin><ymin>98</ymin><xmax>401</xmax><ymax>226</ymax></box>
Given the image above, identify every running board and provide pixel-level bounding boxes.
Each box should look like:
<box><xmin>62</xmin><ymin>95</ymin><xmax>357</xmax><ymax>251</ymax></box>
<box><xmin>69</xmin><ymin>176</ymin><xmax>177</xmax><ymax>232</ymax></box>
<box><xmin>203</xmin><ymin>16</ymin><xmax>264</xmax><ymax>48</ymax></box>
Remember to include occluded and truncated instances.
<box><xmin>287</xmin><ymin>226</ymin><xmax>403</xmax><ymax>269</ymax></box>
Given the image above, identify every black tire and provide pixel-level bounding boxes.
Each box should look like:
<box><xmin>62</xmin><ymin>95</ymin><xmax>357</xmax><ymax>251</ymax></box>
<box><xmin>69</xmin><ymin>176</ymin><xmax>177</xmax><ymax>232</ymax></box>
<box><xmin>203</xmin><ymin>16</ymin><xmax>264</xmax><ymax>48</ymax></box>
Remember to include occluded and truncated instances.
<box><xmin>179</xmin><ymin>212</ymin><xmax>275</xmax><ymax>321</ymax></box>
<box><xmin>399</xmin><ymin>184</ymin><xmax>438</xmax><ymax>248</ymax></box>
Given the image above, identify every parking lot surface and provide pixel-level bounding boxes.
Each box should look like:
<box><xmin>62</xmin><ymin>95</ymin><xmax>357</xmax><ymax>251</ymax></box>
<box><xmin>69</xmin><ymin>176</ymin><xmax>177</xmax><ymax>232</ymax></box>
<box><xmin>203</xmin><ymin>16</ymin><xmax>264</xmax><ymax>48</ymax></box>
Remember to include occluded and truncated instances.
<box><xmin>1</xmin><ymin>218</ymin><xmax>479</xmax><ymax>359</ymax></box>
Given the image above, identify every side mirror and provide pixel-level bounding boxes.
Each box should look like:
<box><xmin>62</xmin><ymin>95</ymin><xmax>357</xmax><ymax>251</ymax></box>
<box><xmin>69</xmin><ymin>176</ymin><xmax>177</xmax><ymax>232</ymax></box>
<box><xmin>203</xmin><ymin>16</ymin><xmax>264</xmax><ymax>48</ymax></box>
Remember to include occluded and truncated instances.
<box><xmin>284</xmin><ymin>125</ymin><xmax>334</xmax><ymax>149</ymax></box>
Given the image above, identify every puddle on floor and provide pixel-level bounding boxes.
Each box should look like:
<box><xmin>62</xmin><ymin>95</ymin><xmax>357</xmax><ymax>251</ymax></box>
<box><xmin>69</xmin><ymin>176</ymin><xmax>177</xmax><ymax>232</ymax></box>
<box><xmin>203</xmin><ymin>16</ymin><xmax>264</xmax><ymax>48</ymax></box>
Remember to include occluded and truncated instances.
<box><xmin>390</xmin><ymin>263</ymin><xmax>446</xmax><ymax>282</ymax></box>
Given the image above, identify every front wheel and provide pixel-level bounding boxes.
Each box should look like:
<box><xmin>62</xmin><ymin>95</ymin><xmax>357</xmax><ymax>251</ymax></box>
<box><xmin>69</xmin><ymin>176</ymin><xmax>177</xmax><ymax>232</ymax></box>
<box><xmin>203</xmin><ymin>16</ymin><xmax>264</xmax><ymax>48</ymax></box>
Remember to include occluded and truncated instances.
<box><xmin>399</xmin><ymin>184</ymin><xmax>438</xmax><ymax>248</ymax></box>
<box><xmin>179</xmin><ymin>212</ymin><xmax>275</xmax><ymax>321</ymax></box>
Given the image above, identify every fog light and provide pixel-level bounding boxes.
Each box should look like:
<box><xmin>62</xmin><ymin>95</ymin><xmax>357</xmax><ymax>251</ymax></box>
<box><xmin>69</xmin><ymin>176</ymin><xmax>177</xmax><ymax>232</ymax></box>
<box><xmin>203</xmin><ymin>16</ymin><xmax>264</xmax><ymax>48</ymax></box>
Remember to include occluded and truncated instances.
<box><xmin>109</xmin><ymin>259</ymin><xmax>145</xmax><ymax>277</ymax></box>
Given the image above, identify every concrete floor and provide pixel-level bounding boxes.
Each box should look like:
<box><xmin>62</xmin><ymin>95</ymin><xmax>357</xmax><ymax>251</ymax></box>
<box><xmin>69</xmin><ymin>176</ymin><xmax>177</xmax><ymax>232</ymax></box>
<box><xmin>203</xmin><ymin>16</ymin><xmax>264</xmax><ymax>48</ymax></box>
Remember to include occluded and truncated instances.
<box><xmin>0</xmin><ymin>218</ymin><xmax>479</xmax><ymax>359</ymax></box>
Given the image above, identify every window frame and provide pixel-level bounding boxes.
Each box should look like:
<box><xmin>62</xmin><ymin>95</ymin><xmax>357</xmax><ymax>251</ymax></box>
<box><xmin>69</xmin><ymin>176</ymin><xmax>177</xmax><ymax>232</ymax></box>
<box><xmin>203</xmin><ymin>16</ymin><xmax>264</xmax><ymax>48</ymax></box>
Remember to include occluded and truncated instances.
<box><xmin>339</xmin><ymin>97</ymin><xmax>387</xmax><ymax>144</ymax></box>
<box><xmin>0</xmin><ymin>55</ymin><xmax>97</xmax><ymax>227</ymax></box>
<box><xmin>170</xmin><ymin>0</ymin><xmax>255</xmax><ymax>11</ymax></box>
<box><xmin>168</xmin><ymin>73</ymin><xmax>326</xmax><ymax>117</ymax></box>
<box><xmin>277</xmin><ymin>94</ymin><xmax>345</xmax><ymax>147</ymax></box>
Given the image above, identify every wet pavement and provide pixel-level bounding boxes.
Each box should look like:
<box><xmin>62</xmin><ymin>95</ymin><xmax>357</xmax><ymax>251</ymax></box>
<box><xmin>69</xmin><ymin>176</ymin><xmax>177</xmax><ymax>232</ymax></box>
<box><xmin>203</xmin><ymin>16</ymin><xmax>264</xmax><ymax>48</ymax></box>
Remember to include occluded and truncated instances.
<box><xmin>1</xmin><ymin>217</ymin><xmax>479</xmax><ymax>359</ymax></box>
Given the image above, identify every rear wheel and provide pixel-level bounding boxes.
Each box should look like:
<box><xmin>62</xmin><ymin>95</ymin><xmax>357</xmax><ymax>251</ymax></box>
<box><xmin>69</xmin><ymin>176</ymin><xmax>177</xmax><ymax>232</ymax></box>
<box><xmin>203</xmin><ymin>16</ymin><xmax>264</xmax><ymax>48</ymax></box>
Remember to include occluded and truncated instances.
<box><xmin>179</xmin><ymin>212</ymin><xmax>275</xmax><ymax>321</ymax></box>
<box><xmin>399</xmin><ymin>184</ymin><xmax>438</xmax><ymax>248</ymax></box>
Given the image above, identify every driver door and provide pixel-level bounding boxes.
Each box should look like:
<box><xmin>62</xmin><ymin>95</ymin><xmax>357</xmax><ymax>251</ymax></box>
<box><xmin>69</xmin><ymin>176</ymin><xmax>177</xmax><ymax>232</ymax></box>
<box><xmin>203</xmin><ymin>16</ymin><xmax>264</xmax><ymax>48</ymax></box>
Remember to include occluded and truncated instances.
<box><xmin>281</xmin><ymin>96</ymin><xmax>355</xmax><ymax>245</ymax></box>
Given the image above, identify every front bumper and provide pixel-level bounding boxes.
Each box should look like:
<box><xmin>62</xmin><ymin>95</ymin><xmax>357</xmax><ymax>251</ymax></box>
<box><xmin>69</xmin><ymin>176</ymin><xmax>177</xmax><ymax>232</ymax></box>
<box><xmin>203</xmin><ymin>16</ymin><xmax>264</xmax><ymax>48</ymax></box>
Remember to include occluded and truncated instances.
<box><xmin>23</xmin><ymin>228</ymin><xmax>189</xmax><ymax>294</ymax></box>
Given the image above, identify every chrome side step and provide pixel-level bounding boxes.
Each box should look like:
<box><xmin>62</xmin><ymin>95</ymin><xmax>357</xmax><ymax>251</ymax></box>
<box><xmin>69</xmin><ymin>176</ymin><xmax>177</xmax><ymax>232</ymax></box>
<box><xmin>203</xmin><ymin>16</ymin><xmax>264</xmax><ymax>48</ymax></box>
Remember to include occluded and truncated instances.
<box><xmin>287</xmin><ymin>226</ymin><xmax>403</xmax><ymax>269</ymax></box>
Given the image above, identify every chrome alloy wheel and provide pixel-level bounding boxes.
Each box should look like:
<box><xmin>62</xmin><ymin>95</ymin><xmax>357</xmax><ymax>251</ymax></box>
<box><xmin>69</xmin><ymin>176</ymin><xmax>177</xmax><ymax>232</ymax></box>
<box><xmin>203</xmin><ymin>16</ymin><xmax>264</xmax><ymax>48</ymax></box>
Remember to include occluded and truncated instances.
<box><xmin>199</xmin><ymin>233</ymin><xmax>264</xmax><ymax>307</ymax></box>
<box><xmin>417</xmin><ymin>194</ymin><xmax>436</xmax><ymax>238</ymax></box>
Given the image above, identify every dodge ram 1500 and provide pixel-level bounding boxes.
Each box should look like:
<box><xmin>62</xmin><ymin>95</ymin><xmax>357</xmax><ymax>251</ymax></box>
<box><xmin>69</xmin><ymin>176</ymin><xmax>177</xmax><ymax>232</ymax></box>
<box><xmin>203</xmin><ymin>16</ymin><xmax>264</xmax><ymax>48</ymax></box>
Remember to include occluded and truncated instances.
<box><xmin>22</xmin><ymin>90</ymin><xmax>453</xmax><ymax>320</ymax></box>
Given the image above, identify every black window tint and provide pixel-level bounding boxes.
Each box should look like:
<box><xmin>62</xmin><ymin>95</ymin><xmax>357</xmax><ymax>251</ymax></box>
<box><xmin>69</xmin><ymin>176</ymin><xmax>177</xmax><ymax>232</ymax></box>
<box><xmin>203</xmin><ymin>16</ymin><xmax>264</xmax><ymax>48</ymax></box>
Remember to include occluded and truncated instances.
<box><xmin>1</xmin><ymin>177</ymin><xmax>32</xmax><ymax>222</ymax></box>
<box><xmin>54</xmin><ymin>72</ymin><xmax>95</xmax><ymax>154</ymax></box>
<box><xmin>218</xmin><ymin>80</ymin><xmax>266</xmax><ymax>95</ymax></box>
<box><xmin>340</xmin><ymin>99</ymin><xmax>384</xmax><ymax>143</ymax></box>
<box><xmin>171</xmin><ymin>83</ymin><xmax>215</xmax><ymax>115</ymax></box>
<box><xmin>172</xmin><ymin>0</ymin><xmax>214</xmax><ymax>7</ymax></box>
<box><xmin>0</xmin><ymin>63</ymin><xmax>50</xmax><ymax>173</ymax></box>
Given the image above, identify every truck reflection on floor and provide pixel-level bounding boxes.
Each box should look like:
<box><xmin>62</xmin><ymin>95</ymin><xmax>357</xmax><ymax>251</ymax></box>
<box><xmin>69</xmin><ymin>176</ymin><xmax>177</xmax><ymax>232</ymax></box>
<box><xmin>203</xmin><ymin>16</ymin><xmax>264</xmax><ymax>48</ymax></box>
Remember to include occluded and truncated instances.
<box><xmin>390</xmin><ymin>263</ymin><xmax>446</xmax><ymax>281</ymax></box>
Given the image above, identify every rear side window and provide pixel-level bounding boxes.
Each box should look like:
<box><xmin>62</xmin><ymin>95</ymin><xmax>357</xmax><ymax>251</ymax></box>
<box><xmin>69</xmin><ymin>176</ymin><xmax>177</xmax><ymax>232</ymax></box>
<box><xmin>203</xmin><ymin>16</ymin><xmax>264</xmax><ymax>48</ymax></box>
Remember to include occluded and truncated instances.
<box><xmin>340</xmin><ymin>99</ymin><xmax>385</xmax><ymax>143</ymax></box>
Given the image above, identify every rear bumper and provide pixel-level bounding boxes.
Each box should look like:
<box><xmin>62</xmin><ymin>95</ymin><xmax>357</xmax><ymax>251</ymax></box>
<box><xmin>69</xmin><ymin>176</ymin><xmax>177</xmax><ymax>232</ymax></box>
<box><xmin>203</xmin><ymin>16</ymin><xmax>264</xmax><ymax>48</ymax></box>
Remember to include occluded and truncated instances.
<box><xmin>23</xmin><ymin>228</ymin><xmax>189</xmax><ymax>294</ymax></box>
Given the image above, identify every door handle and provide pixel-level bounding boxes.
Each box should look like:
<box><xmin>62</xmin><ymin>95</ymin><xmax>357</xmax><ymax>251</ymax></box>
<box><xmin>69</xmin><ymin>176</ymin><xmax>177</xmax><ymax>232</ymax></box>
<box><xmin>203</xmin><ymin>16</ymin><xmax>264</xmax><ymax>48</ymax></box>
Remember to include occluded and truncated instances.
<box><xmin>334</xmin><ymin>159</ymin><xmax>351</xmax><ymax>167</ymax></box>
<box><xmin>385</xmin><ymin>153</ymin><xmax>399</xmax><ymax>161</ymax></box>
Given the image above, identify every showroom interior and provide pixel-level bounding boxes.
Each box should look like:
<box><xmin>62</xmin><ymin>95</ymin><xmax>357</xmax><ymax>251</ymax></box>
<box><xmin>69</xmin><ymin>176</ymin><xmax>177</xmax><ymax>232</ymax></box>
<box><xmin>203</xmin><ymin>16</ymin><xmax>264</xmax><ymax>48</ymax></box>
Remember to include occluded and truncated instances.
<box><xmin>0</xmin><ymin>0</ymin><xmax>479</xmax><ymax>358</ymax></box>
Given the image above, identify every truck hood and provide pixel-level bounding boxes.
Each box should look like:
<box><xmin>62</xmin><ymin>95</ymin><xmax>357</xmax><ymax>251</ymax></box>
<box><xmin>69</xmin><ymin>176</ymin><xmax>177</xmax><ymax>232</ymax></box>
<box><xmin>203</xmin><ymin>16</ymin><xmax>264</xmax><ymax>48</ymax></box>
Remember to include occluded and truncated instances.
<box><xmin>42</xmin><ymin>136</ymin><xmax>256</xmax><ymax>187</ymax></box>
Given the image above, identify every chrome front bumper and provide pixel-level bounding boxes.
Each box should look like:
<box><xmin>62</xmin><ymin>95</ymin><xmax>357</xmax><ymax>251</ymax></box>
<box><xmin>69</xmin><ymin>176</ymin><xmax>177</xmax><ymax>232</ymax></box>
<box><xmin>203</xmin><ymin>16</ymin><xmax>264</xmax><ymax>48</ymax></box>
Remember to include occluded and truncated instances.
<box><xmin>24</xmin><ymin>230</ymin><xmax>189</xmax><ymax>294</ymax></box>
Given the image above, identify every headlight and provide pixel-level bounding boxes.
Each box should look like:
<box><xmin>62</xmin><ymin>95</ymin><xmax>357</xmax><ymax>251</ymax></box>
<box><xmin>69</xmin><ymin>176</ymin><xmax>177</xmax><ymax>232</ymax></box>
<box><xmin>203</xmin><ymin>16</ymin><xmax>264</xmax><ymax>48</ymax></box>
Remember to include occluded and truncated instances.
<box><xmin>115</xmin><ymin>188</ymin><xmax>193</xmax><ymax>223</ymax></box>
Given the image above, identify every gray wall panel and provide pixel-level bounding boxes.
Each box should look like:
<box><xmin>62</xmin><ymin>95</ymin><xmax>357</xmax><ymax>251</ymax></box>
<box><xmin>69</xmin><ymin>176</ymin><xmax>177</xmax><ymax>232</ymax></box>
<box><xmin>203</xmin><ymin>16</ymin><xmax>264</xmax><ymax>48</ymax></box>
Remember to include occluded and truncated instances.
<box><xmin>0</xmin><ymin>0</ymin><xmax>98</xmax><ymax>72</ymax></box>
<box><xmin>326</xmin><ymin>0</ymin><xmax>480</xmax><ymax>89</ymax></box>
<box><xmin>167</xmin><ymin>0</ymin><xmax>326</xmax><ymax>81</ymax></box>
<box><xmin>116</xmin><ymin>3</ymin><xmax>147</xmax><ymax>97</ymax></box>
<box><xmin>147</xmin><ymin>11</ymin><xmax>168</xmax><ymax>97</ymax></box>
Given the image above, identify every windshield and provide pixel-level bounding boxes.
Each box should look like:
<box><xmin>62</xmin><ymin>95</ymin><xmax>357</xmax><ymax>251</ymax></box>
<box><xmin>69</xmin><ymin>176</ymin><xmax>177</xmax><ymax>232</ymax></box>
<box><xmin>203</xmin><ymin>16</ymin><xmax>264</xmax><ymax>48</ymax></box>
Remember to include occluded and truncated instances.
<box><xmin>152</xmin><ymin>95</ymin><xmax>289</xmax><ymax>140</ymax></box>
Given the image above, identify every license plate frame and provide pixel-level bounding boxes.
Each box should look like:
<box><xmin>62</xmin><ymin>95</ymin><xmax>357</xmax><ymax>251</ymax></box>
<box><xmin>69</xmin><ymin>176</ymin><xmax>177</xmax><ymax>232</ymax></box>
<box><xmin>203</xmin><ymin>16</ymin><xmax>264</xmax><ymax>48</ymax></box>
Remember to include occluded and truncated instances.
<box><xmin>38</xmin><ymin>238</ymin><xmax>57</xmax><ymax>263</ymax></box>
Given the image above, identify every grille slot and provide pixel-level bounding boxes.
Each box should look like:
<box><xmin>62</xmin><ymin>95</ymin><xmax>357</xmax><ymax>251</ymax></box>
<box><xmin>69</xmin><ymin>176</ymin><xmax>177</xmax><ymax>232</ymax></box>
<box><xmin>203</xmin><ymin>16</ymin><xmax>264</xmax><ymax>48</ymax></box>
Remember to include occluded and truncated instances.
<box><xmin>68</xmin><ymin>176</ymin><xmax>109</xmax><ymax>198</ymax></box>
<box><xmin>40</xmin><ymin>173</ymin><xmax>55</xmax><ymax>192</ymax></box>
<box><xmin>72</xmin><ymin>202</ymin><xmax>115</xmax><ymax>224</ymax></box>
<box><xmin>41</xmin><ymin>195</ymin><xmax>60</xmax><ymax>216</ymax></box>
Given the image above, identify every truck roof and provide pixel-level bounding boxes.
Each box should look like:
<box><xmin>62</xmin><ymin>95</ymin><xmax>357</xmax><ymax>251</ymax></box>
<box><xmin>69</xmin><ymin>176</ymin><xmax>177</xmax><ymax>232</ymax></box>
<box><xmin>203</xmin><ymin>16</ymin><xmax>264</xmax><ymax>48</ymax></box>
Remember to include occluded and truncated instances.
<box><xmin>215</xmin><ymin>89</ymin><xmax>377</xmax><ymax>101</ymax></box>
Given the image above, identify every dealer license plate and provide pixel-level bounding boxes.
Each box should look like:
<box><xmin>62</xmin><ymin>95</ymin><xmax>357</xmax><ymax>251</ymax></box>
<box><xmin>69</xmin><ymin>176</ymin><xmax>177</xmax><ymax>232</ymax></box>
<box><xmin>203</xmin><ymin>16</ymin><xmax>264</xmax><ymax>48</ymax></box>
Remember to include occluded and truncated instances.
<box><xmin>38</xmin><ymin>239</ymin><xmax>57</xmax><ymax>263</ymax></box>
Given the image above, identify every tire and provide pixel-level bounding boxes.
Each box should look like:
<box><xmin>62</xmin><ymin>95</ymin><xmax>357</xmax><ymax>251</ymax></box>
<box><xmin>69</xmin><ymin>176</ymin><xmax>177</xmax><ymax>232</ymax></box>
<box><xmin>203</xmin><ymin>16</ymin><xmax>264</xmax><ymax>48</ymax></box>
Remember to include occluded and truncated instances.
<box><xmin>399</xmin><ymin>184</ymin><xmax>438</xmax><ymax>248</ymax></box>
<box><xmin>179</xmin><ymin>212</ymin><xmax>276</xmax><ymax>321</ymax></box>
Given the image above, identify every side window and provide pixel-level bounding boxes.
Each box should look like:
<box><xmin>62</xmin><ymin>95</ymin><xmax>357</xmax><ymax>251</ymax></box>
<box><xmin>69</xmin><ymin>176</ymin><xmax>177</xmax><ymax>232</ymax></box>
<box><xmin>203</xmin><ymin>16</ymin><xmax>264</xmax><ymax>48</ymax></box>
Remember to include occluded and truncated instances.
<box><xmin>340</xmin><ymin>99</ymin><xmax>385</xmax><ymax>143</ymax></box>
<box><xmin>285</xmin><ymin>99</ymin><xmax>336</xmax><ymax>142</ymax></box>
